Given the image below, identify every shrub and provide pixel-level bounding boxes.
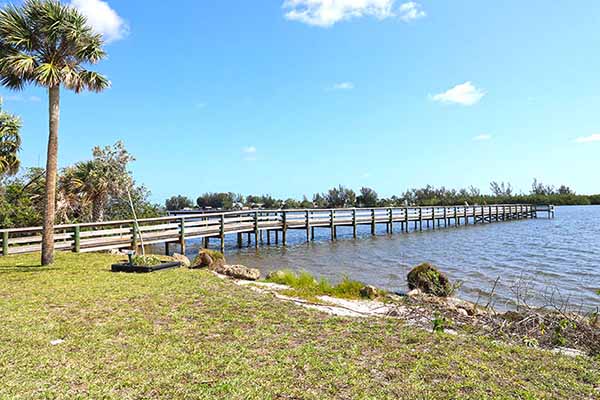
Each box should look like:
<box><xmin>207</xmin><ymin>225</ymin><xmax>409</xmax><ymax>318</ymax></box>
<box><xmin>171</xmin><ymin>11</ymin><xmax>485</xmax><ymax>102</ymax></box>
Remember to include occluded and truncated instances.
<box><xmin>131</xmin><ymin>255</ymin><xmax>162</xmax><ymax>266</ymax></box>
<box><xmin>407</xmin><ymin>263</ymin><xmax>455</xmax><ymax>297</ymax></box>
<box><xmin>265</xmin><ymin>270</ymin><xmax>376</xmax><ymax>299</ymax></box>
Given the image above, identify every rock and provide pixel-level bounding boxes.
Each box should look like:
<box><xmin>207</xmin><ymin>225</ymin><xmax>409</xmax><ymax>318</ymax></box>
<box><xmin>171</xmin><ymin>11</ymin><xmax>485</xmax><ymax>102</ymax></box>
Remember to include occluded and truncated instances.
<box><xmin>407</xmin><ymin>288</ymin><xmax>423</xmax><ymax>297</ymax></box>
<box><xmin>191</xmin><ymin>249</ymin><xmax>225</xmax><ymax>269</ymax></box>
<box><xmin>109</xmin><ymin>249</ymin><xmax>121</xmax><ymax>255</ymax></box>
<box><xmin>552</xmin><ymin>347</ymin><xmax>587</xmax><ymax>358</ymax></box>
<box><xmin>359</xmin><ymin>285</ymin><xmax>379</xmax><ymax>299</ymax></box>
<box><xmin>456</xmin><ymin>308</ymin><xmax>469</xmax><ymax>317</ymax></box>
<box><xmin>172</xmin><ymin>253</ymin><xmax>191</xmax><ymax>268</ymax></box>
<box><xmin>266</xmin><ymin>270</ymin><xmax>286</xmax><ymax>280</ymax></box>
<box><xmin>407</xmin><ymin>263</ymin><xmax>454</xmax><ymax>297</ymax></box>
<box><xmin>215</xmin><ymin>264</ymin><xmax>260</xmax><ymax>281</ymax></box>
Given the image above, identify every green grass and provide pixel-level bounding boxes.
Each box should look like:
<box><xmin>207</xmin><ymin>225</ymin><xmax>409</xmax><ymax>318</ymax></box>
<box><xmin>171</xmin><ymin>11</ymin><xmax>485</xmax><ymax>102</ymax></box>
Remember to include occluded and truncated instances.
<box><xmin>265</xmin><ymin>270</ymin><xmax>371</xmax><ymax>300</ymax></box>
<box><xmin>0</xmin><ymin>253</ymin><xmax>598</xmax><ymax>399</ymax></box>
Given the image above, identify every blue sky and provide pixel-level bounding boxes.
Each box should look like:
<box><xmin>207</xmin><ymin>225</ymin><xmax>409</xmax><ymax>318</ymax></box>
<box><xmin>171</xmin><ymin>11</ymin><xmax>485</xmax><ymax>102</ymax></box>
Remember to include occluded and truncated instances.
<box><xmin>2</xmin><ymin>0</ymin><xmax>600</xmax><ymax>202</ymax></box>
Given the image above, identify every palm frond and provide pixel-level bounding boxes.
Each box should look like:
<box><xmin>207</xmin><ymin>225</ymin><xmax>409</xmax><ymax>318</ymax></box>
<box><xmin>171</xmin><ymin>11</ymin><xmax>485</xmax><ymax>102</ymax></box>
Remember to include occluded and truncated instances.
<box><xmin>78</xmin><ymin>69</ymin><xmax>110</xmax><ymax>93</ymax></box>
<box><xmin>33</xmin><ymin>62</ymin><xmax>61</xmax><ymax>87</ymax></box>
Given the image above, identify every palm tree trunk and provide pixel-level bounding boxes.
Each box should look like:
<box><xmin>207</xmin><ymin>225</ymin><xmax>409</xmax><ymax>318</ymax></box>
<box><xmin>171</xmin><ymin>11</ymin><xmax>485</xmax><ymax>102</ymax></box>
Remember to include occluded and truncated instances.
<box><xmin>41</xmin><ymin>86</ymin><xmax>60</xmax><ymax>266</ymax></box>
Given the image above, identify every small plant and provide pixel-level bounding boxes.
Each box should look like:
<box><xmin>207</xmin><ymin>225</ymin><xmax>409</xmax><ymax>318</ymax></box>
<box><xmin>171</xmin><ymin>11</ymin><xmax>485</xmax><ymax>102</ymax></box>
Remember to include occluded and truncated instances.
<box><xmin>131</xmin><ymin>255</ymin><xmax>162</xmax><ymax>267</ymax></box>
<box><xmin>523</xmin><ymin>336</ymin><xmax>539</xmax><ymax>348</ymax></box>
<box><xmin>432</xmin><ymin>312</ymin><xmax>451</xmax><ymax>333</ymax></box>
<box><xmin>552</xmin><ymin>319</ymin><xmax>576</xmax><ymax>347</ymax></box>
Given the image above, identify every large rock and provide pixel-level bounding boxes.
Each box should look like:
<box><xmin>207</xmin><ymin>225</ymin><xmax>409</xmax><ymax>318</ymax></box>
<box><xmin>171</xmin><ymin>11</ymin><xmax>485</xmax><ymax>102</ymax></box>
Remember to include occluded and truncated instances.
<box><xmin>407</xmin><ymin>263</ymin><xmax>454</xmax><ymax>297</ymax></box>
<box><xmin>172</xmin><ymin>253</ymin><xmax>191</xmax><ymax>268</ymax></box>
<box><xmin>359</xmin><ymin>285</ymin><xmax>379</xmax><ymax>299</ymax></box>
<box><xmin>191</xmin><ymin>249</ymin><xmax>225</xmax><ymax>269</ymax></box>
<box><xmin>215</xmin><ymin>264</ymin><xmax>260</xmax><ymax>281</ymax></box>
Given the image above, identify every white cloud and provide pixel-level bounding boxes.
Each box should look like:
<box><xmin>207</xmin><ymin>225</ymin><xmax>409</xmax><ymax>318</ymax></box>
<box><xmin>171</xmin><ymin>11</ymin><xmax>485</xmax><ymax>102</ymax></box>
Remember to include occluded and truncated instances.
<box><xmin>243</xmin><ymin>146</ymin><xmax>257</xmax><ymax>154</ymax></box>
<box><xmin>431</xmin><ymin>81</ymin><xmax>485</xmax><ymax>106</ymax></box>
<box><xmin>574</xmin><ymin>134</ymin><xmax>600</xmax><ymax>143</ymax></box>
<box><xmin>473</xmin><ymin>134</ymin><xmax>492</xmax><ymax>141</ymax></box>
<box><xmin>398</xmin><ymin>2</ymin><xmax>425</xmax><ymax>21</ymax></box>
<box><xmin>332</xmin><ymin>82</ymin><xmax>354</xmax><ymax>90</ymax></box>
<box><xmin>70</xmin><ymin>0</ymin><xmax>128</xmax><ymax>43</ymax></box>
<box><xmin>2</xmin><ymin>94</ymin><xmax>41</xmax><ymax>102</ymax></box>
<box><xmin>283</xmin><ymin>0</ymin><xmax>424</xmax><ymax>27</ymax></box>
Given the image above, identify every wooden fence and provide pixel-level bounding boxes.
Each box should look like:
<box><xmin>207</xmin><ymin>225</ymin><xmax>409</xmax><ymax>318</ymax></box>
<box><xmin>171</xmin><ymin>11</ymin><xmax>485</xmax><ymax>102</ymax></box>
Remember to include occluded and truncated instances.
<box><xmin>0</xmin><ymin>204</ymin><xmax>552</xmax><ymax>256</ymax></box>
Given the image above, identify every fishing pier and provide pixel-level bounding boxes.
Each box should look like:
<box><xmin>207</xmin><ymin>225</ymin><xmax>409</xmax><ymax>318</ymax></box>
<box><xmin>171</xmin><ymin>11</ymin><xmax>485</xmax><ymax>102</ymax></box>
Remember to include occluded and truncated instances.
<box><xmin>0</xmin><ymin>204</ymin><xmax>554</xmax><ymax>256</ymax></box>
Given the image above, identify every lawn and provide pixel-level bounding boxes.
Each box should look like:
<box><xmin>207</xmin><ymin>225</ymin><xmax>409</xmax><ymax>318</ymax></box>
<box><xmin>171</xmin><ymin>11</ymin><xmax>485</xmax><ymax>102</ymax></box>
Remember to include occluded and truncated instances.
<box><xmin>0</xmin><ymin>252</ymin><xmax>598</xmax><ymax>399</ymax></box>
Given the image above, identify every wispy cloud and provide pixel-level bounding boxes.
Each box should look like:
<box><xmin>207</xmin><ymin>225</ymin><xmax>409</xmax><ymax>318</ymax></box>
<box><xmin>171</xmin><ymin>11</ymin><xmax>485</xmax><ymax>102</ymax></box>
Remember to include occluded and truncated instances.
<box><xmin>242</xmin><ymin>146</ymin><xmax>257</xmax><ymax>161</ymax></box>
<box><xmin>283</xmin><ymin>0</ymin><xmax>424</xmax><ymax>27</ymax></box>
<box><xmin>195</xmin><ymin>102</ymin><xmax>207</xmax><ymax>109</ymax></box>
<box><xmin>431</xmin><ymin>81</ymin><xmax>485</xmax><ymax>106</ymax></box>
<box><xmin>473</xmin><ymin>134</ymin><xmax>492</xmax><ymax>141</ymax></box>
<box><xmin>69</xmin><ymin>0</ymin><xmax>128</xmax><ymax>43</ymax></box>
<box><xmin>574</xmin><ymin>134</ymin><xmax>600</xmax><ymax>143</ymax></box>
<box><xmin>331</xmin><ymin>82</ymin><xmax>354</xmax><ymax>90</ymax></box>
<box><xmin>398</xmin><ymin>1</ymin><xmax>426</xmax><ymax>21</ymax></box>
<box><xmin>1</xmin><ymin>94</ymin><xmax>41</xmax><ymax>103</ymax></box>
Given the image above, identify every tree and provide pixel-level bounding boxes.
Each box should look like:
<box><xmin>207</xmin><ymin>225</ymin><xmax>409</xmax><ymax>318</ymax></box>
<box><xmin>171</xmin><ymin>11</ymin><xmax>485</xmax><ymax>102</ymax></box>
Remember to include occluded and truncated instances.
<box><xmin>0</xmin><ymin>0</ymin><xmax>110</xmax><ymax>264</ymax></box>
<box><xmin>357</xmin><ymin>187</ymin><xmax>378</xmax><ymax>207</ymax></box>
<box><xmin>489</xmin><ymin>181</ymin><xmax>513</xmax><ymax>197</ymax></box>
<box><xmin>324</xmin><ymin>185</ymin><xmax>356</xmax><ymax>208</ymax></box>
<box><xmin>61</xmin><ymin>142</ymin><xmax>133</xmax><ymax>222</ymax></box>
<box><xmin>165</xmin><ymin>195</ymin><xmax>194</xmax><ymax>211</ymax></box>
<box><xmin>0</xmin><ymin>97</ymin><xmax>21</xmax><ymax>176</ymax></box>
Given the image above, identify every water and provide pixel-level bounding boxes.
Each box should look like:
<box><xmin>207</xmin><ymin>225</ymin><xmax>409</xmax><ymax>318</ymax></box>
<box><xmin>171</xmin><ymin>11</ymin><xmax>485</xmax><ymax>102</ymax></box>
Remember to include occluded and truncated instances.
<box><xmin>183</xmin><ymin>206</ymin><xmax>600</xmax><ymax>310</ymax></box>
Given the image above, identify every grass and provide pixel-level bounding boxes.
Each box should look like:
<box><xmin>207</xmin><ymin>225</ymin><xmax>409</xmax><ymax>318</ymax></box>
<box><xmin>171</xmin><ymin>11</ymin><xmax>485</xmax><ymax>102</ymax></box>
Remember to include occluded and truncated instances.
<box><xmin>265</xmin><ymin>270</ymin><xmax>371</xmax><ymax>300</ymax></box>
<box><xmin>0</xmin><ymin>252</ymin><xmax>598</xmax><ymax>399</ymax></box>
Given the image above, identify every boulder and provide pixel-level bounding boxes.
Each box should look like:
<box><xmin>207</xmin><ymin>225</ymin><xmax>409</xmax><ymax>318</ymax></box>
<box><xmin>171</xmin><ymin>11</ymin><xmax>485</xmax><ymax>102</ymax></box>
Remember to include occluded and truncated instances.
<box><xmin>407</xmin><ymin>263</ymin><xmax>454</xmax><ymax>297</ymax></box>
<box><xmin>172</xmin><ymin>253</ymin><xmax>191</xmax><ymax>268</ymax></box>
<box><xmin>359</xmin><ymin>285</ymin><xmax>379</xmax><ymax>299</ymax></box>
<box><xmin>191</xmin><ymin>249</ymin><xmax>225</xmax><ymax>269</ymax></box>
<box><xmin>215</xmin><ymin>264</ymin><xmax>260</xmax><ymax>281</ymax></box>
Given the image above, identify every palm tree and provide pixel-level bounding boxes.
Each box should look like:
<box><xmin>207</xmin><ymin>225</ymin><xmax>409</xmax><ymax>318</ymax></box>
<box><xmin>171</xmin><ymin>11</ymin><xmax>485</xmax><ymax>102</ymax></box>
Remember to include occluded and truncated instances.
<box><xmin>61</xmin><ymin>142</ymin><xmax>133</xmax><ymax>222</ymax></box>
<box><xmin>0</xmin><ymin>97</ymin><xmax>21</xmax><ymax>176</ymax></box>
<box><xmin>0</xmin><ymin>0</ymin><xmax>109</xmax><ymax>265</ymax></box>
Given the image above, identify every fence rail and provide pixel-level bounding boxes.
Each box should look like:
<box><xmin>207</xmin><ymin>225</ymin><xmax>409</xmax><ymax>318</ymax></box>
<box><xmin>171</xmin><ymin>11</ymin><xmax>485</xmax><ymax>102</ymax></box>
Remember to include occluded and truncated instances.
<box><xmin>0</xmin><ymin>204</ymin><xmax>553</xmax><ymax>256</ymax></box>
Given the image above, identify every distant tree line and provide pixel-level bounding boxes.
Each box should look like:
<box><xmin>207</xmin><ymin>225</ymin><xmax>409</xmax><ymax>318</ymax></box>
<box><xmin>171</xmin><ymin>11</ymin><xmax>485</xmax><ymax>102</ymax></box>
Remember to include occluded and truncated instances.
<box><xmin>165</xmin><ymin>179</ymin><xmax>600</xmax><ymax>211</ymax></box>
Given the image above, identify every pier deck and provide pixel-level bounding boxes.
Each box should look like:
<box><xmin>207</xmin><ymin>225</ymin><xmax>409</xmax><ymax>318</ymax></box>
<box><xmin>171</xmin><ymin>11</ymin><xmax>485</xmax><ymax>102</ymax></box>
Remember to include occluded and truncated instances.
<box><xmin>0</xmin><ymin>204</ymin><xmax>554</xmax><ymax>256</ymax></box>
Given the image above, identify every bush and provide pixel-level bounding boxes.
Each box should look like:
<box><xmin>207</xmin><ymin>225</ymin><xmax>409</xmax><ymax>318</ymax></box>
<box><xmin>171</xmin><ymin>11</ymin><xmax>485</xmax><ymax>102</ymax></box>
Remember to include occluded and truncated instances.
<box><xmin>265</xmin><ymin>270</ymin><xmax>376</xmax><ymax>299</ymax></box>
<box><xmin>131</xmin><ymin>255</ymin><xmax>162</xmax><ymax>266</ymax></box>
<box><xmin>407</xmin><ymin>263</ymin><xmax>455</xmax><ymax>297</ymax></box>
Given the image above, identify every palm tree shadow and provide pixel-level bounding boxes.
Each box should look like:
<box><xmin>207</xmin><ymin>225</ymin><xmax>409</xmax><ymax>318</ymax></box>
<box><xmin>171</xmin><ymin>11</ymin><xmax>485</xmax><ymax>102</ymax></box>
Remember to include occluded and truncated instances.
<box><xmin>0</xmin><ymin>265</ymin><xmax>57</xmax><ymax>274</ymax></box>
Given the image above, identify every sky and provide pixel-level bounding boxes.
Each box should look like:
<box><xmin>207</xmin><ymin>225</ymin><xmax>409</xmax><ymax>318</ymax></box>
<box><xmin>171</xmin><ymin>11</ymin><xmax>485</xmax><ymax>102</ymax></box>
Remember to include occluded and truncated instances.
<box><xmin>2</xmin><ymin>0</ymin><xmax>600</xmax><ymax>203</ymax></box>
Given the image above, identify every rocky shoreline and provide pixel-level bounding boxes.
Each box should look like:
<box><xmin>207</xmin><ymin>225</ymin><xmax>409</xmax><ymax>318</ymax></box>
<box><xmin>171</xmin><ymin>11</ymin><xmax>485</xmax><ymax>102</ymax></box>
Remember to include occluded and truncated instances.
<box><xmin>173</xmin><ymin>249</ymin><xmax>600</xmax><ymax>358</ymax></box>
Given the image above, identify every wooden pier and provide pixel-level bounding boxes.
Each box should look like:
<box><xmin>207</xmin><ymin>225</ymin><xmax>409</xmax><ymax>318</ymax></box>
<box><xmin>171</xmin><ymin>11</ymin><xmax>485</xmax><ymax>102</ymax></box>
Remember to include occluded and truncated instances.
<box><xmin>0</xmin><ymin>204</ymin><xmax>553</xmax><ymax>256</ymax></box>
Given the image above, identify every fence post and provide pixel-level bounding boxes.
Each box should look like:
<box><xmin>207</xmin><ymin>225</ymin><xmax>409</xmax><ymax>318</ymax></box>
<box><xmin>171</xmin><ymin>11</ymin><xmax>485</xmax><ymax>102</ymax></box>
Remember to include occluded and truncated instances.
<box><xmin>2</xmin><ymin>231</ymin><xmax>8</xmax><ymax>256</ymax></box>
<box><xmin>371</xmin><ymin>209</ymin><xmax>376</xmax><ymax>235</ymax></box>
<box><xmin>73</xmin><ymin>225</ymin><xmax>80</xmax><ymax>253</ymax></box>
<box><xmin>254</xmin><ymin>212</ymin><xmax>259</xmax><ymax>248</ymax></box>
<box><xmin>352</xmin><ymin>209</ymin><xmax>357</xmax><ymax>238</ymax></box>
<box><xmin>282</xmin><ymin>211</ymin><xmax>287</xmax><ymax>246</ymax></box>
<box><xmin>305</xmin><ymin>210</ymin><xmax>310</xmax><ymax>242</ymax></box>
<box><xmin>179</xmin><ymin>217</ymin><xmax>186</xmax><ymax>253</ymax></box>
<box><xmin>220</xmin><ymin>214</ymin><xmax>225</xmax><ymax>253</ymax></box>
<box><xmin>131</xmin><ymin>222</ymin><xmax>138</xmax><ymax>254</ymax></box>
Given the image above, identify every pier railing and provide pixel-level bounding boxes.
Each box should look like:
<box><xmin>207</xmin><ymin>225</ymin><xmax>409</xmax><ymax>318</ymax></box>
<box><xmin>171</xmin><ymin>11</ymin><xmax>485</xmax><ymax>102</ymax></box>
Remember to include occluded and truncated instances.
<box><xmin>0</xmin><ymin>204</ymin><xmax>550</xmax><ymax>256</ymax></box>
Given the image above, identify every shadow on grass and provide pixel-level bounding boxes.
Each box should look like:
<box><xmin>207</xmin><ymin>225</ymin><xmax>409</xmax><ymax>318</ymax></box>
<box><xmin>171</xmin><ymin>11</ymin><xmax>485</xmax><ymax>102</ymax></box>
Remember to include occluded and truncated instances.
<box><xmin>0</xmin><ymin>265</ymin><xmax>57</xmax><ymax>274</ymax></box>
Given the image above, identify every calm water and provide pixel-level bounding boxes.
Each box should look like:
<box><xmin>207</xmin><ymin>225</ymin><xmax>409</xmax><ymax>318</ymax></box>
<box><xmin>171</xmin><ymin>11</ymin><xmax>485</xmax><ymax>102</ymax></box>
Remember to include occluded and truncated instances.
<box><xmin>183</xmin><ymin>206</ymin><xmax>600</xmax><ymax>309</ymax></box>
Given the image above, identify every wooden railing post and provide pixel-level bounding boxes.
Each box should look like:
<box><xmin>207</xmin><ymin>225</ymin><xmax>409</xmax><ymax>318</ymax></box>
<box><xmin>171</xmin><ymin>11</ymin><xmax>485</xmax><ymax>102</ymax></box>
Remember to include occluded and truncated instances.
<box><xmin>352</xmin><ymin>209</ymin><xmax>357</xmax><ymax>238</ymax></box>
<box><xmin>254</xmin><ymin>212</ymin><xmax>259</xmax><ymax>248</ymax></box>
<box><xmin>330</xmin><ymin>210</ymin><xmax>335</xmax><ymax>240</ymax></box>
<box><xmin>282</xmin><ymin>211</ymin><xmax>287</xmax><ymax>246</ymax></box>
<box><xmin>220</xmin><ymin>214</ymin><xmax>225</xmax><ymax>252</ymax></box>
<box><xmin>73</xmin><ymin>225</ymin><xmax>80</xmax><ymax>253</ymax></box>
<box><xmin>2</xmin><ymin>231</ymin><xmax>8</xmax><ymax>256</ymax></box>
<box><xmin>371</xmin><ymin>209</ymin><xmax>376</xmax><ymax>235</ymax></box>
<box><xmin>431</xmin><ymin>207</ymin><xmax>436</xmax><ymax>230</ymax></box>
<box><xmin>388</xmin><ymin>208</ymin><xmax>393</xmax><ymax>234</ymax></box>
<box><xmin>179</xmin><ymin>217</ymin><xmax>186</xmax><ymax>254</ymax></box>
<box><xmin>305</xmin><ymin>210</ymin><xmax>310</xmax><ymax>242</ymax></box>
